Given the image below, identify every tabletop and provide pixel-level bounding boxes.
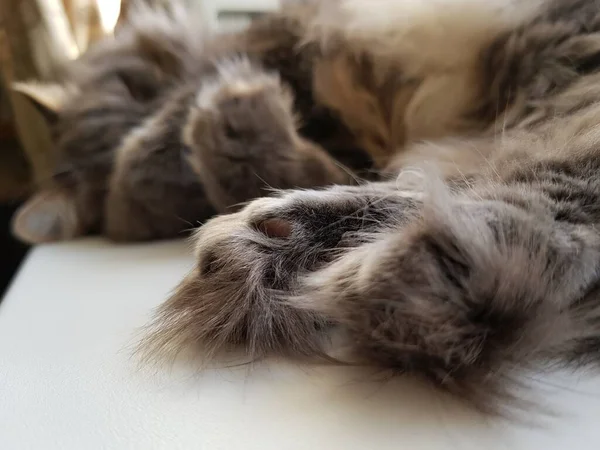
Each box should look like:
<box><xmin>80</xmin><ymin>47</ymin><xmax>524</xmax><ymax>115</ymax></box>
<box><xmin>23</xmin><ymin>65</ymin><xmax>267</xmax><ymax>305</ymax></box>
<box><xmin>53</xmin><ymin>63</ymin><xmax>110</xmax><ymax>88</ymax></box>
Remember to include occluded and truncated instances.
<box><xmin>1</xmin><ymin>239</ymin><xmax>600</xmax><ymax>449</ymax></box>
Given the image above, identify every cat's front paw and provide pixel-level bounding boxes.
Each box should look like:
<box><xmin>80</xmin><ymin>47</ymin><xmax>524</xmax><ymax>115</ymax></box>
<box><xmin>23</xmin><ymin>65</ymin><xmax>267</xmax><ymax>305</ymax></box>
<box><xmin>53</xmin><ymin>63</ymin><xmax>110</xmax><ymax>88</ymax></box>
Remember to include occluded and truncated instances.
<box><xmin>186</xmin><ymin>57</ymin><xmax>298</xmax><ymax>160</ymax></box>
<box><xmin>181</xmin><ymin>58</ymin><xmax>302</xmax><ymax>211</ymax></box>
<box><xmin>181</xmin><ymin>57</ymin><xmax>355</xmax><ymax>213</ymax></box>
<box><xmin>143</xmin><ymin>183</ymin><xmax>414</xmax><ymax>361</ymax></box>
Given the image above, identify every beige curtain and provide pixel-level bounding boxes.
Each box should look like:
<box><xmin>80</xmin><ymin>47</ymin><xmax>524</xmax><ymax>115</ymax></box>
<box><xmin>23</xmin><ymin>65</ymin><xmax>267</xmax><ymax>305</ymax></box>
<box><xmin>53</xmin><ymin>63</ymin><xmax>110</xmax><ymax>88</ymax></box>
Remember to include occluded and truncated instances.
<box><xmin>0</xmin><ymin>0</ymin><xmax>124</xmax><ymax>197</ymax></box>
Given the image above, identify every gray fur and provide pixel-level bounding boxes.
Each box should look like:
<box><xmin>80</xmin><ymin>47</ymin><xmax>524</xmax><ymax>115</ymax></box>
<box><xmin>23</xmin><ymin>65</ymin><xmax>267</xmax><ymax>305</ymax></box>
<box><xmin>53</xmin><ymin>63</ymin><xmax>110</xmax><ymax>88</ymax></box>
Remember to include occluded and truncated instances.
<box><xmin>14</xmin><ymin>0</ymin><xmax>600</xmax><ymax>414</ymax></box>
<box><xmin>141</xmin><ymin>0</ymin><xmax>600</xmax><ymax>413</ymax></box>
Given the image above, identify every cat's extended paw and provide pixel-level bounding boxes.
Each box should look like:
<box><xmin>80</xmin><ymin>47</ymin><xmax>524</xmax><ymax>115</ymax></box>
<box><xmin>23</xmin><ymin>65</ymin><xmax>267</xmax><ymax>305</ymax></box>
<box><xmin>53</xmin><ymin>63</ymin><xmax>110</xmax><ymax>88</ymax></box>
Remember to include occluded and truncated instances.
<box><xmin>142</xmin><ymin>182</ymin><xmax>415</xmax><ymax>361</ymax></box>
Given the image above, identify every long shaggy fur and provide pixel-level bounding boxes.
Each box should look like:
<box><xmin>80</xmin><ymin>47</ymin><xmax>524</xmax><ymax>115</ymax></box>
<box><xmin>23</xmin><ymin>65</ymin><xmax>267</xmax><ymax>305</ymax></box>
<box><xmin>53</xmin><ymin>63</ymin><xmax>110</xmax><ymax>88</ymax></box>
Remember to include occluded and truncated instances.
<box><xmin>138</xmin><ymin>0</ymin><xmax>600</xmax><ymax>414</ymax></box>
<box><xmin>15</xmin><ymin>0</ymin><xmax>600</xmax><ymax>414</ymax></box>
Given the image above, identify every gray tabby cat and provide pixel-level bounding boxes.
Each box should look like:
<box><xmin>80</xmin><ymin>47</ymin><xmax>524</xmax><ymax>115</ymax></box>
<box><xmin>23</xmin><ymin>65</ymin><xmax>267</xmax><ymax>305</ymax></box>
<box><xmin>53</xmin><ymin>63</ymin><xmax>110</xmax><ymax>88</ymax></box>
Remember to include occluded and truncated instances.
<box><xmin>15</xmin><ymin>0</ymin><xmax>600</xmax><ymax>412</ymax></box>
<box><xmin>141</xmin><ymin>0</ymin><xmax>600</xmax><ymax>412</ymax></box>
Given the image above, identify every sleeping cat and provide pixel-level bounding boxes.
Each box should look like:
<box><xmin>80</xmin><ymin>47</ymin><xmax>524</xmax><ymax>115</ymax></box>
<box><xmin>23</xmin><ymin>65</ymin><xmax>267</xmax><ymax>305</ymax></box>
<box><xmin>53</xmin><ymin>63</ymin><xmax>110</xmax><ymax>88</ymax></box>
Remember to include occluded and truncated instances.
<box><xmin>138</xmin><ymin>0</ymin><xmax>600</xmax><ymax>412</ymax></box>
<box><xmin>15</xmin><ymin>0</ymin><xmax>600</xmax><ymax>413</ymax></box>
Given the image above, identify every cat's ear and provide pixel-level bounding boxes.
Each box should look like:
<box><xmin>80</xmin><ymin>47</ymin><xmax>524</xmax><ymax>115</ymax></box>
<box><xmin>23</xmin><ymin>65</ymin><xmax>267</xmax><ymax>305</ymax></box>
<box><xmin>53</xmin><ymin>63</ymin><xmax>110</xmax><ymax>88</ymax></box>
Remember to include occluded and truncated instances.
<box><xmin>11</xmin><ymin>189</ymin><xmax>81</xmax><ymax>244</ymax></box>
<box><xmin>11</xmin><ymin>81</ymin><xmax>70</xmax><ymax>125</ymax></box>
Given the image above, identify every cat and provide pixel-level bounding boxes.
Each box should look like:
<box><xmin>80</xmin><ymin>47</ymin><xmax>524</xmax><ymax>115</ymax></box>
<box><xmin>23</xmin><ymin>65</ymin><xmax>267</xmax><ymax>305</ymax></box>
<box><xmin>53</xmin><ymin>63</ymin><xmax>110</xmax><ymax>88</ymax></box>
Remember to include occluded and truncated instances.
<box><xmin>136</xmin><ymin>0</ymin><xmax>600</xmax><ymax>413</ymax></box>
<box><xmin>16</xmin><ymin>0</ymin><xmax>600</xmax><ymax>413</ymax></box>
<box><xmin>11</xmin><ymin>1</ymin><xmax>368</xmax><ymax>243</ymax></box>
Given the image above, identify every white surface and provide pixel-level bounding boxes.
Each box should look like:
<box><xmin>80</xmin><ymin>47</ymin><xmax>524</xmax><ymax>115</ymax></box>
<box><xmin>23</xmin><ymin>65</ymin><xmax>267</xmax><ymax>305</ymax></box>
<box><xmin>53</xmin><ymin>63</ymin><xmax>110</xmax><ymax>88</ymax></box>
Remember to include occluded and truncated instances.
<box><xmin>1</xmin><ymin>239</ymin><xmax>600</xmax><ymax>449</ymax></box>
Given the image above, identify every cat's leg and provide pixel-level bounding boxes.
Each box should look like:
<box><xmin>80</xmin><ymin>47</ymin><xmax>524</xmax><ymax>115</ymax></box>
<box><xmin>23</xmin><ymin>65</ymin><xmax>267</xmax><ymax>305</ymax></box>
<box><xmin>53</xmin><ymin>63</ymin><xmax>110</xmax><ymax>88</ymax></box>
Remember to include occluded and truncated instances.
<box><xmin>182</xmin><ymin>57</ymin><xmax>355</xmax><ymax>213</ymax></box>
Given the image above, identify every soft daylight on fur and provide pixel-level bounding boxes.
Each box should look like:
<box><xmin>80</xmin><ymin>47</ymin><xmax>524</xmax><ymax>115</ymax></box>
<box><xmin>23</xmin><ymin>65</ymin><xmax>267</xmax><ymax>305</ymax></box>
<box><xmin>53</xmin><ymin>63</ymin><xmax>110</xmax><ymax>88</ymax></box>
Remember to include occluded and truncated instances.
<box><xmin>15</xmin><ymin>0</ymin><xmax>600</xmax><ymax>414</ymax></box>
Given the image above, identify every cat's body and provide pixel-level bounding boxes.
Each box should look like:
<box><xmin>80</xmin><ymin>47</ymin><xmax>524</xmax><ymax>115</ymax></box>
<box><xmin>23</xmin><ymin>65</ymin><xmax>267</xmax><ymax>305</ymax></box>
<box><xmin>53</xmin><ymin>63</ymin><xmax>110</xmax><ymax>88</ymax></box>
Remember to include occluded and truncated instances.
<box><xmin>15</xmin><ymin>0</ymin><xmax>600</xmax><ymax>412</ymax></box>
